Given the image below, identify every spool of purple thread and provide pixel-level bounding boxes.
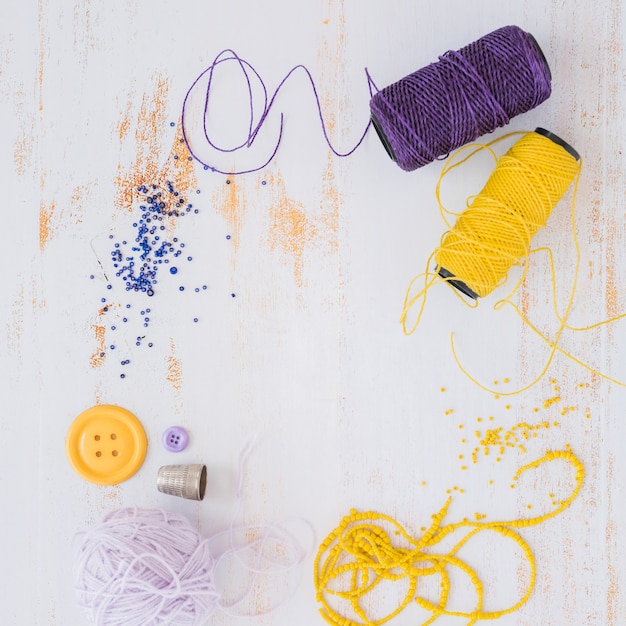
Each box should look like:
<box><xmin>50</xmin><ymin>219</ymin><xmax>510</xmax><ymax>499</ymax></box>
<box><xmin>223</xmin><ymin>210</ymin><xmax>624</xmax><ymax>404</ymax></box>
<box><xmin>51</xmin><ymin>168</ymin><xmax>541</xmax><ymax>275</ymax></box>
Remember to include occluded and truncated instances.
<box><xmin>370</xmin><ymin>25</ymin><xmax>552</xmax><ymax>171</ymax></box>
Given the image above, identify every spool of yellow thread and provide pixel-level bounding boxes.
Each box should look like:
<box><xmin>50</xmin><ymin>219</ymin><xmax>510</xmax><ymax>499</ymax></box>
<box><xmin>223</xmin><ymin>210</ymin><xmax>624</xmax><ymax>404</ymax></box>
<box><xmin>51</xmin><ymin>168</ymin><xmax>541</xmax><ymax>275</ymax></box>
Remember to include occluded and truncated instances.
<box><xmin>401</xmin><ymin>128</ymin><xmax>581</xmax><ymax>335</ymax></box>
<box><xmin>435</xmin><ymin>128</ymin><xmax>580</xmax><ymax>300</ymax></box>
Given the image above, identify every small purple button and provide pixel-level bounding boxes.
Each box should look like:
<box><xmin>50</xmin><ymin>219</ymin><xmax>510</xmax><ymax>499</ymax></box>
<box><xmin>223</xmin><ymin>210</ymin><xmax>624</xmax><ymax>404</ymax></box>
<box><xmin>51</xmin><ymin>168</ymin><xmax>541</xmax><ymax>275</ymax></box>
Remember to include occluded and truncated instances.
<box><xmin>162</xmin><ymin>426</ymin><xmax>189</xmax><ymax>452</ymax></box>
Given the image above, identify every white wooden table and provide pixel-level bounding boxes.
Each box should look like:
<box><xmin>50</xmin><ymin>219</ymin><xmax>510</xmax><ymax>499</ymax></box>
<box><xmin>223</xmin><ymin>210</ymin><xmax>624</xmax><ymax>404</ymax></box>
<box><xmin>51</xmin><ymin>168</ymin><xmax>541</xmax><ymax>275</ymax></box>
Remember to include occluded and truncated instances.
<box><xmin>2</xmin><ymin>1</ymin><xmax>625</xmax><ymax>624</ymax></box>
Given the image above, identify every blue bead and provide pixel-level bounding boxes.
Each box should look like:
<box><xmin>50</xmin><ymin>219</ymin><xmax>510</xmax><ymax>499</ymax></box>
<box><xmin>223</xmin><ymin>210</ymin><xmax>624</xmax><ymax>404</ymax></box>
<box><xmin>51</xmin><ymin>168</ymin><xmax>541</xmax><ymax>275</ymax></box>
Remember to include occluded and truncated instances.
<box><xmin>193</xmin><ymin>318</ymin><xmax>198</xmax><ymax>323</ymax></box>
<box><xmin>170</xmin><ymin>267</ymin><xmax>178</xmax><ymax>275</ymax></box>
<box><xmin>179</xmin><ymin>286</ymin><xmax>184</xmax><ymax>291</ymax></box>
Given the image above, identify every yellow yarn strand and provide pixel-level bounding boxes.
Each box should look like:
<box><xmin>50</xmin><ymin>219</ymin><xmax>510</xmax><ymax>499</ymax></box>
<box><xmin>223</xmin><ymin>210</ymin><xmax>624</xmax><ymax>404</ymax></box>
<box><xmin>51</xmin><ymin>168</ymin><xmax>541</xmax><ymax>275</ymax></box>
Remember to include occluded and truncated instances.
<box><xmin>400</xmin><ymin>131</ymin><xmax>626</xmax><ymax>394</ymax></box>
<box><xmin>314</xmin><ymin>449</ymin><xmax>584</xmax><ymax>626</ymax></box>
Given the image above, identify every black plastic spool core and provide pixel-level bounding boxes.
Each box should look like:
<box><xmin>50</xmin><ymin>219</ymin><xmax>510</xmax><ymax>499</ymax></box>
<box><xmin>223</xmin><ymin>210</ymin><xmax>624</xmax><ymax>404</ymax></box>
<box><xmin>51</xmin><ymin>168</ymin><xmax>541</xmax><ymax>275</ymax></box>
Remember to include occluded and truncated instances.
<box><xmin>371</xmin><ymin>114</ymin><xmax>396</xmax><ymax>162</ymax></box>
<box><xmin>534</xmin><ymin>127</ymin><xmax>580</xmax><ymax>161</ymax></box>
<box><xmin>526</xmin><ymin>32</ymin><xmax>552</xmax><ymax>80</ymax></box>
<box><xmin>437</xmin><ymin>266</ymin><xmax>479</xmax><ymax>300</ymax></box>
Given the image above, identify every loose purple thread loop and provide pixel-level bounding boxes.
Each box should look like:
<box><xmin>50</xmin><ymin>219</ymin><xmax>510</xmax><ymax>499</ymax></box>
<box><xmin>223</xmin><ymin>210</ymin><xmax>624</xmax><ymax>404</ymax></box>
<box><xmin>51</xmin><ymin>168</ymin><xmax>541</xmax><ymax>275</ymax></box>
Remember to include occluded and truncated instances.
<box><xmin>181</xmin><ymin>49</ymin><xmax>372</xmax><ymax>176</ymax></box>
<box><xmin>369</xmin><ymin>25</ymin><xmax>552</xmax><ymax>171</ymax></box>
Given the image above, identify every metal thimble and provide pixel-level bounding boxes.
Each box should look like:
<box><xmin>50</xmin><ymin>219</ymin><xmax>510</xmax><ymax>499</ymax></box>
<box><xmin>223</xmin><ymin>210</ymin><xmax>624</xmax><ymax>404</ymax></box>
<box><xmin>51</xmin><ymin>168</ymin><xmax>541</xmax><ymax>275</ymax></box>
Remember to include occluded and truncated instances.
<box><xmin>157</xmin><ymin>463</ymin><xmax>207</xmax><ymax>501</ymax></box>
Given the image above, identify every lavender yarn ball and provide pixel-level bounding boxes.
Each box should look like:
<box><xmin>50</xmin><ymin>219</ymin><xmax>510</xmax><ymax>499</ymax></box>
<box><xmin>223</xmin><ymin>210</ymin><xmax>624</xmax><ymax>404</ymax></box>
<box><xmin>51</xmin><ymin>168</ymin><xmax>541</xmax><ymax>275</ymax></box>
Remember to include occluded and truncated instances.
<box><xmin>370</xmin><ymin>25</ymin><xmax>552</xmax><ymax>171</ymax></box>
<box><xmin>74</xmin><ymin>508</ymin><xmax>219</xmax><ymax>626</ymax></box>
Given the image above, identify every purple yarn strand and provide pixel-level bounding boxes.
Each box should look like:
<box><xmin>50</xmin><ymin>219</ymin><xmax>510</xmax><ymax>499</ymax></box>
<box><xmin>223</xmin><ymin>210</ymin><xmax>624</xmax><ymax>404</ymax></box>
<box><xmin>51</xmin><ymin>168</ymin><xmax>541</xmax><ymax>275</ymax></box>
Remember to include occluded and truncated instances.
<box><xmin>181</xmin><ymin>50</ymin><xmax>371</xmax><ymax>176</ymax></box>
<box><xmin>369</xmin><ymin>25</ymin><xmax>552</xmax><ymax>171</ymax></box>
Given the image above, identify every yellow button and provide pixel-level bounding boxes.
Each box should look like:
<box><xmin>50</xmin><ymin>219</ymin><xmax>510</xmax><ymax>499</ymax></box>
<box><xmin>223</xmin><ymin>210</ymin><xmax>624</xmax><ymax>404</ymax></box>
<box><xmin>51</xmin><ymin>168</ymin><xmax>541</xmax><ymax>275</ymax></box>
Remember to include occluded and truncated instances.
<box><xmin>66</xmin><ymin>405</ymin><xmax>148</xmax><ymax>485</ymax></box>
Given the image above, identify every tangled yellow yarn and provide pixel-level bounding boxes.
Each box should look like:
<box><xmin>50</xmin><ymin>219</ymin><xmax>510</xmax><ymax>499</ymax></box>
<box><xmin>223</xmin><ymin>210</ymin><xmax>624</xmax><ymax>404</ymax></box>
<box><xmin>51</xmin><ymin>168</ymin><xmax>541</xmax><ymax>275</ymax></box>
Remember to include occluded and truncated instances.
<box><xmin>400</xmin><ymin>131</ymin><xmax>626</xmax><ymax>394</ymax></box>
<box><xmin>314</xmin><ymin>449</ymin><xmax>584</xmax><ymax>626</ymax></box>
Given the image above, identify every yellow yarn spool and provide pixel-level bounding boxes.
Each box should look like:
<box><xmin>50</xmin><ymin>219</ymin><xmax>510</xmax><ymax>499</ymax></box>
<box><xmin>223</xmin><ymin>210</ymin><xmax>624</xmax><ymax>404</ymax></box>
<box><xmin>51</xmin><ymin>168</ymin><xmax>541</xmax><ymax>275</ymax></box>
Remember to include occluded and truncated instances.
<box><xmin>399</xmin><ymin>129</ymin><xmax>626</xmax><ymax>394</ymax></box>
<box><xmin>435</xmin><ymin>129</ymin><xmax>580</xmax><ymax>299</ymax></box>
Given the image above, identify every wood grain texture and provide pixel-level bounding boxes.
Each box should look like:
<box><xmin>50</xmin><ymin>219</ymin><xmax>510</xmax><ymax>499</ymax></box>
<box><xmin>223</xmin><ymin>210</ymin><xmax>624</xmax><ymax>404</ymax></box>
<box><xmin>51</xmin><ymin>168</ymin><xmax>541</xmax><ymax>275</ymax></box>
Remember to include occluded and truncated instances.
<box><xmin>1</xmin><ymin>1</ymin><xmax>625</xmax><ymax>624</ymax></box>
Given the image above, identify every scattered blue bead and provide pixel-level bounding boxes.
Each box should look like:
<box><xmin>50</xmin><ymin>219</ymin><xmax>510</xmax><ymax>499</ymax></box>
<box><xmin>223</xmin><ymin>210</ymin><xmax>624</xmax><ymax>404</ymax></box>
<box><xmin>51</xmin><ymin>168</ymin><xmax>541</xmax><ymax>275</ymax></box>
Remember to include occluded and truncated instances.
<box><xmin>193</xmin><ymin>318</ymin><xmax>199</xmax><ymax>323</ymax></box>
<box><xmin>170</xmin><ymin>267</ymin><xmax>178</xmax><ymax>275</ymax></box>
<box><xmin>179</xmin><ymin>286</ymin><xmax>184</xmax><ymax>291</ymax></box>
<box><xmin>170</xmin><ymin>122</ymin><xmax>175</xmax><ymax>127</ymax></box>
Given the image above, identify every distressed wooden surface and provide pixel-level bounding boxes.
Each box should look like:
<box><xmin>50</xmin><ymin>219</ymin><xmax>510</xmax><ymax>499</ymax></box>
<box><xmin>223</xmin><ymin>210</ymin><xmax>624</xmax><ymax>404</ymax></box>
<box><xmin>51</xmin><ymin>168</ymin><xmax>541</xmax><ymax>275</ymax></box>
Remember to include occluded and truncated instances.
<box><xmin>1</xmin><ymin>1</ymin><xmax>625</xmax><ymax>624</ymax></box>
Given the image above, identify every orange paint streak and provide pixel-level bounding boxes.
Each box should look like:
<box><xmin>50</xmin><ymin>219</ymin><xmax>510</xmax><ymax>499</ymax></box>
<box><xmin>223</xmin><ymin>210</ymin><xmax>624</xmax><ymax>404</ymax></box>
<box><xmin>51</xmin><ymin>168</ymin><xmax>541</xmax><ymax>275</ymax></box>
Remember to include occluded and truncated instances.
<box><xmin>89</xmin><ymin>325</ymin><xmax>106</xmax><ymax>368</ymax></box>
<box><xmin>13</xmin><ymin>131</ymin><xmax>34</xmax><ymax>177</ymax></box>
<box><xmin>267</xmin><ymin>172</ymin><xmax>315</xmax><ymax>288</ymax></box>
<box><xmin>39</xmin><ymin>201</ymin><xmax>55</xmax><ymax>251</ymax></box>
<box><xmin>117</xmin><ymin>111</ymin><xmax>131</xmax><ymax>142</ymax></box>
<box><xmin>320</xmin><ymin>152</ymin><xmax>341</xmax><ymax>254</ymax></box>
<box><xmin>38</xmin><ymin>0</ymin><xmax>44</xmax><ymax>112</ymax></box>
<box><xmin>213</xmin><ymin>178</ymin><xmax>246</xmax><ymax>253</ymax></box>
<box><xmin>166</xmin><ymin>339</ymin><xmax>182</xmax><ymax>391</ymax></box>
<box><xmin>115</xmin><ymin>76</ymin><xmax>199</xmax><ymax>215</ymax></box>
<box><xmin>70</xmin><ymin>185</ymin><xmax>87</xmax><ymax>224</ymax></box>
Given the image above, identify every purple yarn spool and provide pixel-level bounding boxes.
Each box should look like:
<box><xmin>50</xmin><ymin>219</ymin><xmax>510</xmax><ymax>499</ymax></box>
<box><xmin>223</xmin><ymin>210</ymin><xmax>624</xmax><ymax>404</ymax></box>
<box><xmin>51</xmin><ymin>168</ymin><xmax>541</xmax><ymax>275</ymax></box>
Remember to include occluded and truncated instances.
<box><xmin>370</xmin><ymin>25</ymin><xmax>552</xmax><ymax>171</ymax></box>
